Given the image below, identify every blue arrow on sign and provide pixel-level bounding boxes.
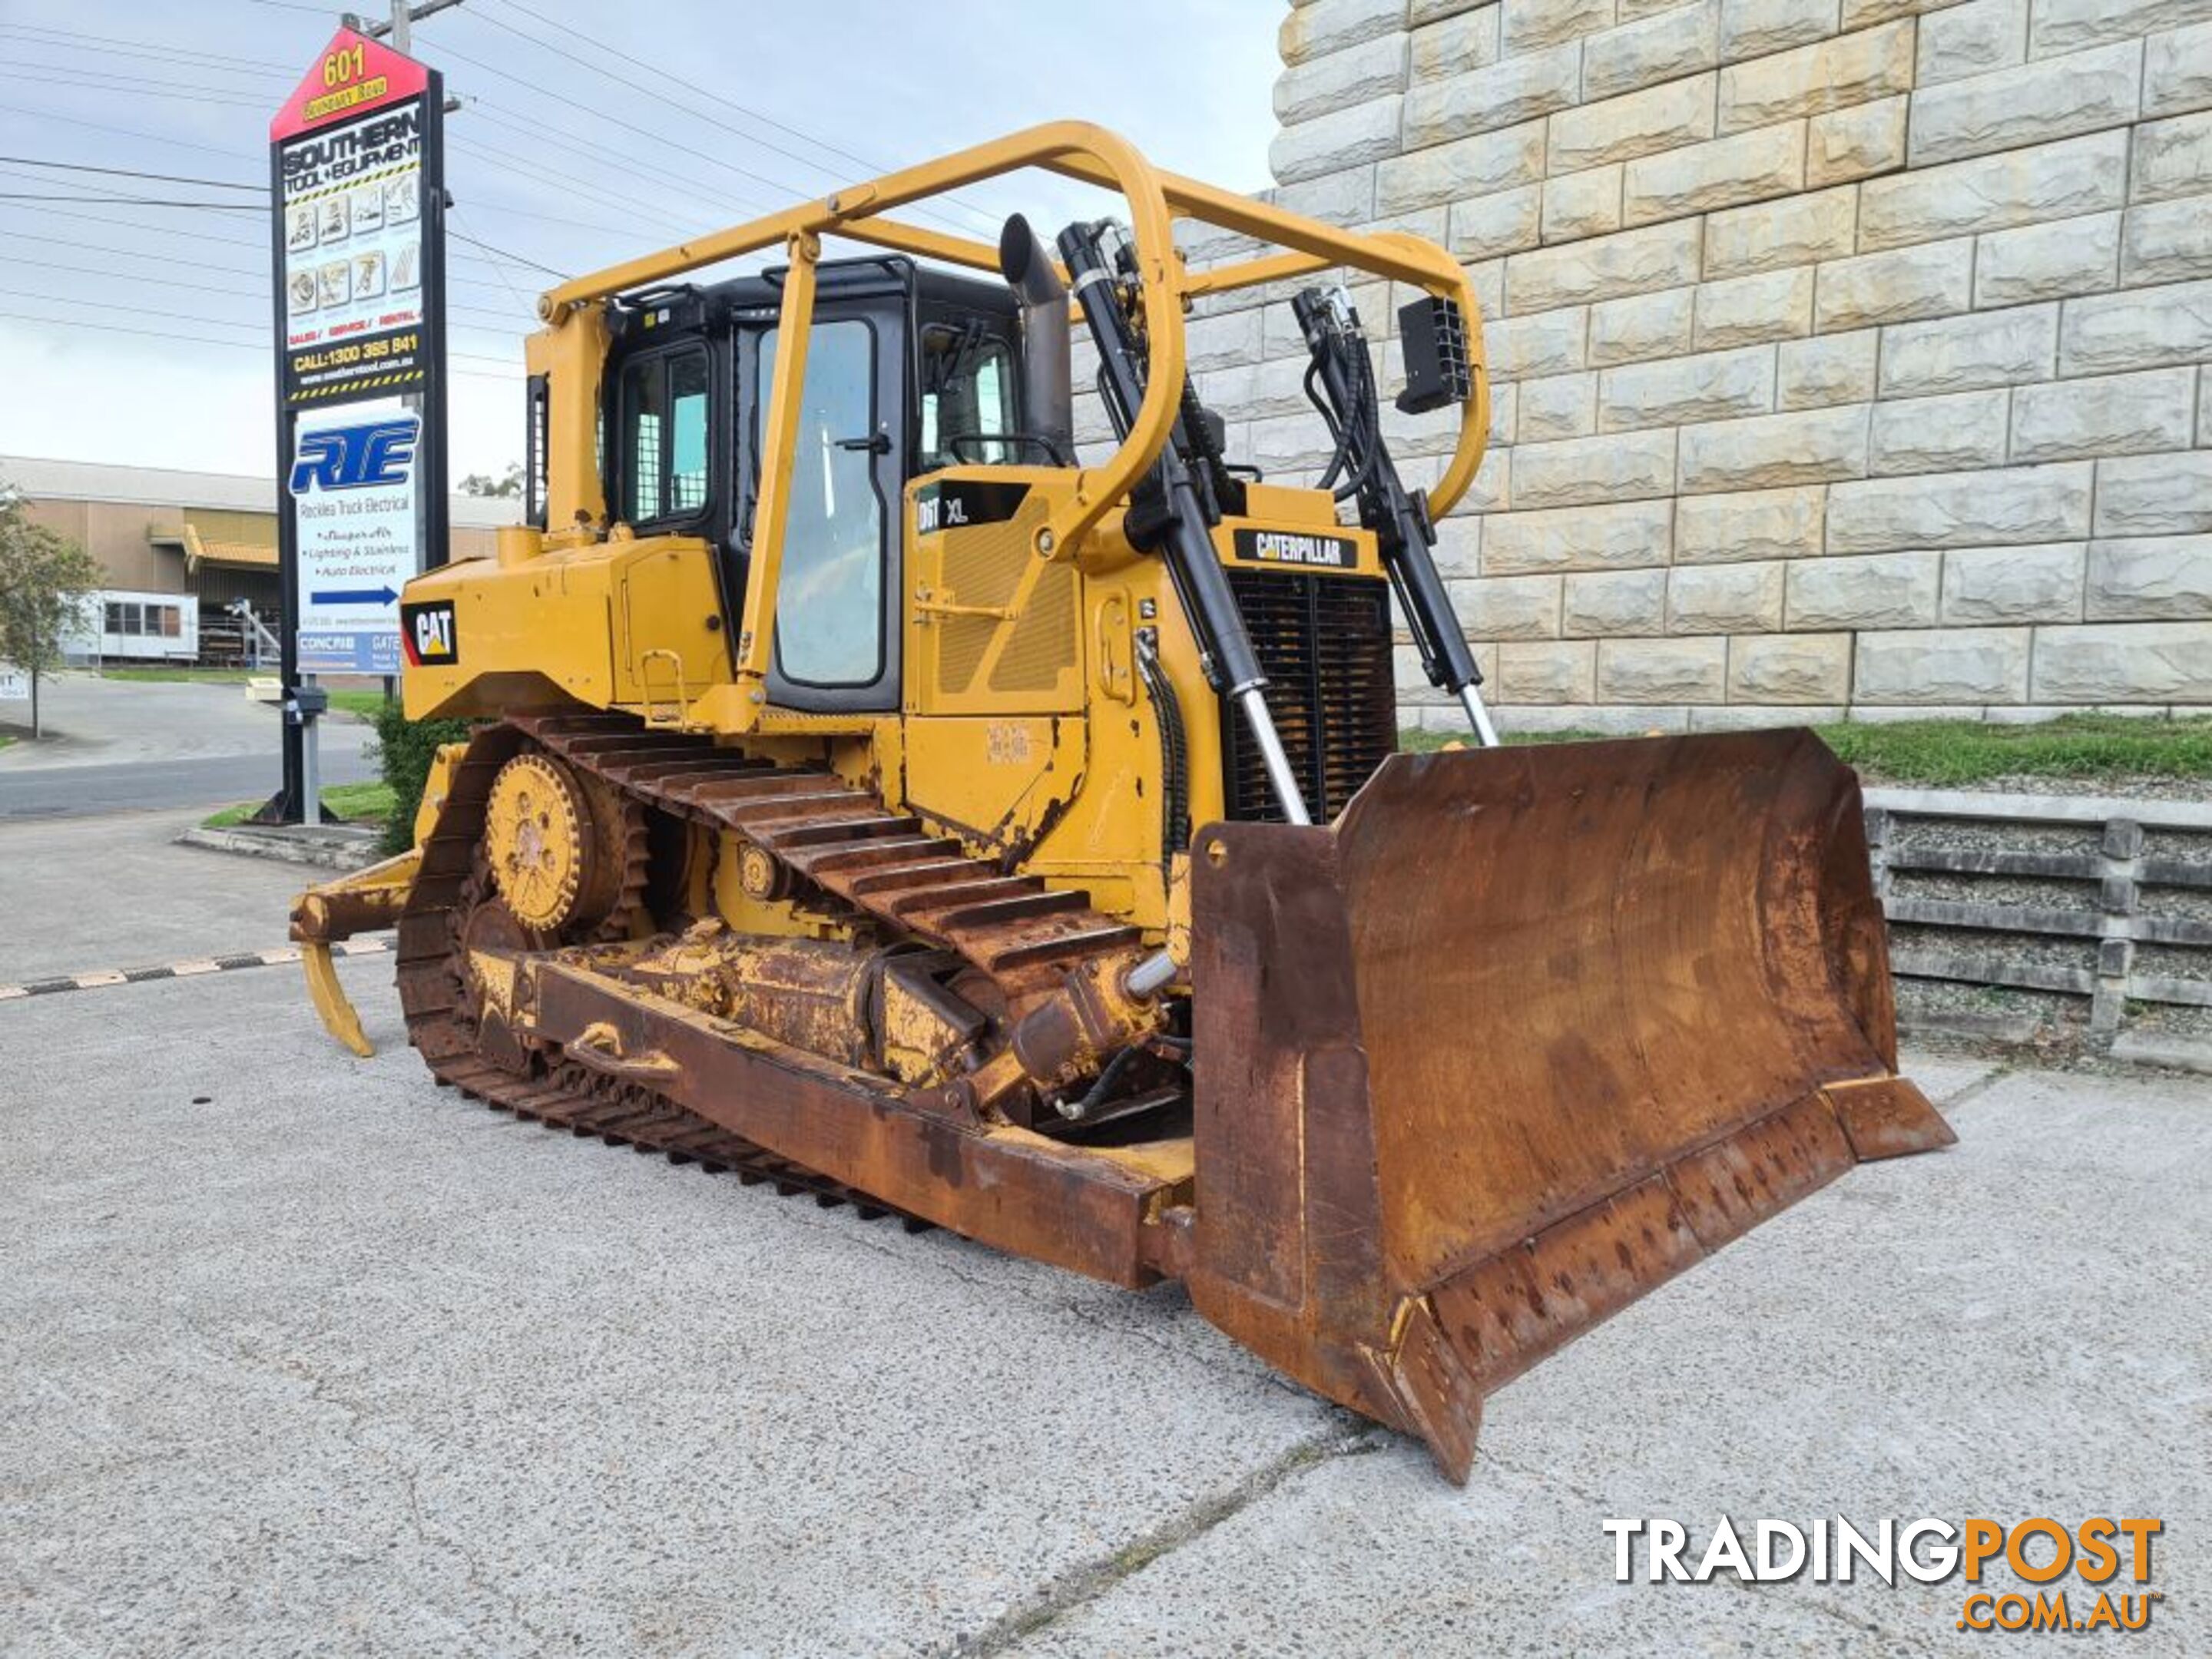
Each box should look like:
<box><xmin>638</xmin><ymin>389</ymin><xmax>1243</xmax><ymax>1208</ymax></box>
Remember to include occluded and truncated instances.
<box><xmin>312</xmin><ymin>585</ymin><xmax>399</xmax><ymax>606</ymax></box>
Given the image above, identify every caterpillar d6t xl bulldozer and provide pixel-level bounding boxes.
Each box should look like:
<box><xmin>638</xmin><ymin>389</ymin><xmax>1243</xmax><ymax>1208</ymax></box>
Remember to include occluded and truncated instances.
<box><xmin>295</xmin><ymin>123</ymin><xmax>1952</xmax><ymax>1480</ymax></box>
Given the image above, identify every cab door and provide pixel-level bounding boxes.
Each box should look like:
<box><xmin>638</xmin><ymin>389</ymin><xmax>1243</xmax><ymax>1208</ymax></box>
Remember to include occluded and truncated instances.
<box><xmin>745</xmin><ymin>298</ymin><xmax>906</xmax><ymax>715</ymax></box>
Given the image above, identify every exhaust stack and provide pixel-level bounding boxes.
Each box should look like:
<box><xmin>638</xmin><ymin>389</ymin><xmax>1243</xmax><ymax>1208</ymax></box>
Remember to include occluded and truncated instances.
<box><xmin>998</xmin><ymin>214</ymin><xmax>1074</xmax><ymax>462</ymax></box>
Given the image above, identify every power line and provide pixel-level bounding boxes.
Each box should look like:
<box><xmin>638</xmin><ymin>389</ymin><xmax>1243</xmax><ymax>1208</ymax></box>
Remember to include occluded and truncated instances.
<box><xmin>0</xmin><ymin>155</ymin><xmax>267</xmax><ymax>192</ymax></box>
<box><xmin>8</xmin><ymin>253</ymin><xmax>272</xmax><ymax>299</ymax></box>
<box><xmin>4</xmin><ymin>62</ymin><xmax>275</xmax><ymax>109</ymax></box>
<box><xmin>449</xmin><ymin>8</ymin><xmax>986</xmax><ymax>239</ymax></box>
<box><xmin>0</xmin><ymin>154</ymin><xmax>566</xmax><ymax>286</ymax></box>
<box><xmin>452</xmin><ymin>201</ymin><xmax>541</xmax><ymax>324</ymax></box>
<box><xmin>454</xmin><ymin>201</ymin><xmax>539</xmax><ymax>322</ymax></box>
<box><xmin>458</xmin><ymin>8</ymin><xmax>813</xmax><ymax>201</ymax></box>
<box><xmin>487</xmin><ymin>0</ymin><xmax>876</xmax><ymax>179</ymax></box>
<box><xmin>422</xmin><ymin>36</ymin><xmax>770</xmax><ymax>222</ymax></box>
<box><xmin>0</xmin><ymin>194</ymin><xmax>264</xmax><ymax>209</ymax></box>
<box><xmin>0</xmin><ymin>103</ymin><xmax>271</xmax><ymax>164</ymax></box>
<box><xmin>0</xmin><ymin>22</ymin><xmax>293</xmax><ymax>72</ymax></box>
<box><xmin>0</xmin><ymin>39</ymin><xmax>892</xmax><ymax>279</ymax></box>
<box><xmin>0</xmin><ymin>310</ymin><xmax>268</xmax><ymax>349</ymax></box>
<box><xmin>465</xmin><ymin>7</ymin><xmax>858</xmax><ymax>199</ymax></box>
<box><xmin>0</xmin><ymin>23</ymin><xmax>757</xmax><ymax>327</ymax></box>
<box><xmin>450</xmin><ymin>227</ymin><xmax>567</xmax><ymax>281</ymax></box>
<box><xmin>0</xmin><ymin>197</ymin><xmax>266</xmax><ymax>247</ymax></box>
<box><xmin>0</xmin><ymin>22</ymin><xmax>295</xmax><ymax>77</ymax></box>
<box><xmin>12</xmin><ymin>253</ymin><xmax>534</xmax><ymax>326</ymax></box>
<box><xmin>0</xmin><ymin>286</ymin><xmax>264</xmax><ymax>334</ymax></box>
<box><xmin>9</xmin><ymin>254</ymin><xmax>255</xmax><ymax>296</ymax></box>
<box><xmin>464</xmin><ymin>100</ymin><xmax>763</xmax><ymax>232</ymax></box>
<box><xmin>0</xmin><ymin>286</ymin><xmax>525</xmax><ymax>362</ymax></box>
<box><xmin>21</xmin><ymin>186</ymin><xmax>608</xmax><ymax>293</ymax></box>
<box><xmin>0</xmin><ymin>310</ymin><xmax>524</xmax><ymax>379</ymax></box>
<box><xmin>5</xmin><ymin>226</ymin><xmax>543</xmax><ymax>302</ymax></box>
<box><xmin>7</xmin><ymin>255</ymin><xmax>535</xmax><ymax>326</ymax></box>
<box><xmin>2</xmin><ymin>204</ymin><xmax>556</xmax><ymax>296</ymax></box>
<box><xmin>4</xmin><ymin>85</ymin><xmax>698</xmax><ymax>273</ymax></box>
<box><xmin>449</xmin><ymin>132</ymin><xmax>702</xmax><ymax>240</ymax></box>
<box><xmin>484</xmin><ymin>0</ymin><xmax>999</xmax><ymax>232</ymax></box>
<box><xmin>15</xmin><ymin>12</ymin><xmax>999</xmax><ymax>253</ymax></box>
<box><xmin>5</xmin><ymin>227</ymin><xmax>272</xmax><ymax>278</ymax></box>
<box><xmin>445</xmin><ymin>188</ymin><xmax>694</xmax><ymax>243</ymax></box>
<box><xmin>0</xmin><ymin>163</ymin><xmax>266</xmax><ymax>217</ymax></box>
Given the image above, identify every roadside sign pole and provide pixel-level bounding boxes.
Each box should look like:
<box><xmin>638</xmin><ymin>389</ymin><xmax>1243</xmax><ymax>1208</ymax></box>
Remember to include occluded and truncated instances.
<box><xmin>303</xmin><ymin>680</ymin><xmax>323</xmax><ymax>826</ymax></box>
<box><xmin>270</xmin><ymin>114</ymin><xmax>306</xmax><ymax>823</ymax></box>
<box><xmin>419</xmin><ymin>55</ymin><xmax>451</xmax><ymax>570</ymax></box>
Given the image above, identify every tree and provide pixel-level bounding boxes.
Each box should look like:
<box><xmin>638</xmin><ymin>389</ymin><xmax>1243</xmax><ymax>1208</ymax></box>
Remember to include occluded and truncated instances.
<box><xmin>457</xmin><ymin>462</ymin><xmax>525</xmax><ymax>498</ymax></box>
<box><xmin>0</xmin><ymin>486</ymin><xmax>102</xmax><ymax>740</ymax></box>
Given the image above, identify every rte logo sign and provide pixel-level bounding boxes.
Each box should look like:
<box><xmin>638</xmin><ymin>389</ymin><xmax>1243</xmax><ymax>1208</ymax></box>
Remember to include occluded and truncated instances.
<box><xmin>290</xmin><ymin>416</ymin><xmax>420</xmax><ymax>494</ymax></box>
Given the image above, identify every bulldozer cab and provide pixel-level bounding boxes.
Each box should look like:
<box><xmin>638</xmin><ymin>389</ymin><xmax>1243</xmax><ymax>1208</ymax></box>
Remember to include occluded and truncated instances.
<box><xmin>590</xmin><ymin>260</ymin><xmax>1029</xmax><ymax>717</ymax></box>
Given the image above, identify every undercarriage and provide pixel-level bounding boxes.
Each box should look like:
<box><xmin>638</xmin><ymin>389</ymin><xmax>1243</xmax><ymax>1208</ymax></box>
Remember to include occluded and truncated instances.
<box><xmin>386</xmin><ymin>714</ymin><xmax>1201</xmax><ymax>1286</ymax></box>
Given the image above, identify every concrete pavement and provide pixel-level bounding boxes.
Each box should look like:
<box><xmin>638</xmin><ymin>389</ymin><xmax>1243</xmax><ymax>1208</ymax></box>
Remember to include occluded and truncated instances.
<box><xmin>0</xmin><ymin>808</ymin><xmax>306</xmax><ymax>982</ymax></box>
<box><xmin>0</xmin><ymin>675</ymin><xmax>377</xmax><ymax>818</ymax></box>
<box><xmin>1018</xmin><ymin>1058</ymin><xmax>2210</xmax><ymax>1657</ymax></box>
<box><xmin>0</xmin><ymin>674</ymin><xmax>341</xmax><ymax>768</ymax></box>
<box><xmin>1</xmin><ymin>813</ymin><xmax>2204</xmax><ymax>1657</ymax></box>
<box><xmin>3</xmin><ymin>959</ymin><xmax>1338</xmax><ymax>1658</ymax></box>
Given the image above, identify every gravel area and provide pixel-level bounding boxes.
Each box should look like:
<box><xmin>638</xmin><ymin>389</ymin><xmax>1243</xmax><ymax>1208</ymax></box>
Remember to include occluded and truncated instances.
<box><xmin>2135</xmin><ymin>942</ymin><xmax>2212</xmax><ymax>982</ymax></box>
<box><xmin>2143</xmin><ymin>882</ymin><xmax>2212</xmax><ymax>924</ymax></box>
<box><xmin>1871</xmin><ymin>783</ymin><xmax>2210</xmax><ymax>1069</ymax></box>
<box><xmin>2128</xmin><ymin>1002</ymin><xmax>2212</xmax><ymax>1042</ymax></box>
<box><xmin>1897</xmin><ymin>978</ymin><xmax>2084</xmax><ymax>1051</ymax></box>
<box><xmin>1889</xmin><ymin>923</ymin><xmax>2098</xmax><ymax>976</ymax></box>
<box><xmin>2145</xmin><ymin>828</ymin><xmax>2212</xmax><ymax>869</ymax></box>
<box><xmin>1862</xmin><ymin>770</ymin><xmax>2212</xmax><ymax>802</ymax></box>
<box><xmin>1884</xmin><ymin>818</ymin><xmax>2103</xmax><ymax>858</ymax></box>
<box><xmin>1889</xmin><ymin>870</ymin><xmax>2098</xmax><ymax>910</ymax></box>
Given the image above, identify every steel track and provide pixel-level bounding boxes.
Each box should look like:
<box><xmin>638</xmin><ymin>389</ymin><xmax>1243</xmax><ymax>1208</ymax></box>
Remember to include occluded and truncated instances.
<box><xmin>395</xmin><ymin>713</ymin><xmax>1153</xmax><ymax>1217</ymax></box>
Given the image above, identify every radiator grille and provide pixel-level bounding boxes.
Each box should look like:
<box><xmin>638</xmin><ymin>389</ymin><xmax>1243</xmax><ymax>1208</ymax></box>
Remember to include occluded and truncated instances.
<box><xmin>992</xmin><ymin>561</ymin><xmax>1078</xmax><ymax>692</ymax></box>
<box><xmin>1221</xmin><ymin>569</ymin><xmax>1398</xmax><ymax>823</ymax></box>
<box><xmin>934</xmin><ymin>494</ymin><xmax>1049</xmax><ymax>695</ymax></box>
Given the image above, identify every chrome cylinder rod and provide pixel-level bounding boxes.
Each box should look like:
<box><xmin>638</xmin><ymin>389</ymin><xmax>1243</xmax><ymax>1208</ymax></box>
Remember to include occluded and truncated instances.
<box><xmin>1237</xmin><ymin>687</ymin><xmax>1313</xmax><ymax>826</ymax></box>
<box><xmin>1122</xmin><ymin>949</ymin><xmax>1178</xmax><ymax>999</ymax></box>
<box><xmin>1459</xmin><ymin>682</ymin><xmax>1501</xmax><ymax>749</ymax></box>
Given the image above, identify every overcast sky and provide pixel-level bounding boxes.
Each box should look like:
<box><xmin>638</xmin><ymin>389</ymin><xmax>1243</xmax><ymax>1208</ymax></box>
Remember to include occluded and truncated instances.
<box><xmin>0</xmin><ymin>0</ymin><xmax>1280</xmax><ymax>483</ymax></box>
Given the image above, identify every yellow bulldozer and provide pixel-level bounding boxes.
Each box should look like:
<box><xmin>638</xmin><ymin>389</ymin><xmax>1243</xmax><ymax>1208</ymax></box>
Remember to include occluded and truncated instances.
<box><xmin>294</xmin><ymin>122</ymin><xmax>1952</xmax><ymax>1480</ymax></box>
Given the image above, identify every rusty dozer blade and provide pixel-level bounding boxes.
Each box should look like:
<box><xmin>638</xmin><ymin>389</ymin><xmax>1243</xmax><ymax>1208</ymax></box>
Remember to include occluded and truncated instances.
<box><xmin>1183</xmin><ymin>728</ymin><xmax>1953</xmax><ymax>1482</ymax></box>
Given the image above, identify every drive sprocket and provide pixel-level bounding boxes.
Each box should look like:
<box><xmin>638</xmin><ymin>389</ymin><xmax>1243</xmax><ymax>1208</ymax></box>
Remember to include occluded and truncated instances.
<box><xmin>483</xmin><ymin>751</ymin><xmax>620</xmax><ymax>935</ymax></box>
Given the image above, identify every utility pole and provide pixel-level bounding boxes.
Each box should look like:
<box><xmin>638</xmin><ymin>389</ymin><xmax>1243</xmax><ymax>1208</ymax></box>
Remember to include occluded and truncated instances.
<box><xmin>343</xmin><ymin>0</ymin><xmax>467</xmax><ymax>55</ymax></box>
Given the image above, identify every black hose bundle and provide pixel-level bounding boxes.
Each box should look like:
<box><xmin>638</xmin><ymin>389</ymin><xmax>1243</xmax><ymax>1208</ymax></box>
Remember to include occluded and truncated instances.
<box><xmin>1134</xmin><ymin>626</ymin><xmax>1190</xmax><ymax>858</ymax></box>
<box><xmin>1301</xmin><ymin>297</ymin><xmax>1386</xmax><ymax>503</ymax></box>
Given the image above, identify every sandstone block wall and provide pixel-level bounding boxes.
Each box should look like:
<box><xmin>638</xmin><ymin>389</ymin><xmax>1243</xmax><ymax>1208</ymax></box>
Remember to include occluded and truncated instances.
<box><xmin>1107</xmin><ymin>0</ymin><xmax>2212</xmax><ymax>732</ymax></box>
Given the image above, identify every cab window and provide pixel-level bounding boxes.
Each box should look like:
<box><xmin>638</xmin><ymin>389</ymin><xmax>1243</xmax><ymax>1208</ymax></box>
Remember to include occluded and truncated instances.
<box><xmin>619</xmin><ymin>347</ymin><xmax>709</xmax><ymax>522</ymax></box>
<box><xmin>757</xmin><ymin>320</ymin><xmax>882</xmax><ymax>687</ymax></box>
<box><xmin>919</xmin><ymin>326</ymin><xmax>1018</xmax><ymax>471</ymax></box>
